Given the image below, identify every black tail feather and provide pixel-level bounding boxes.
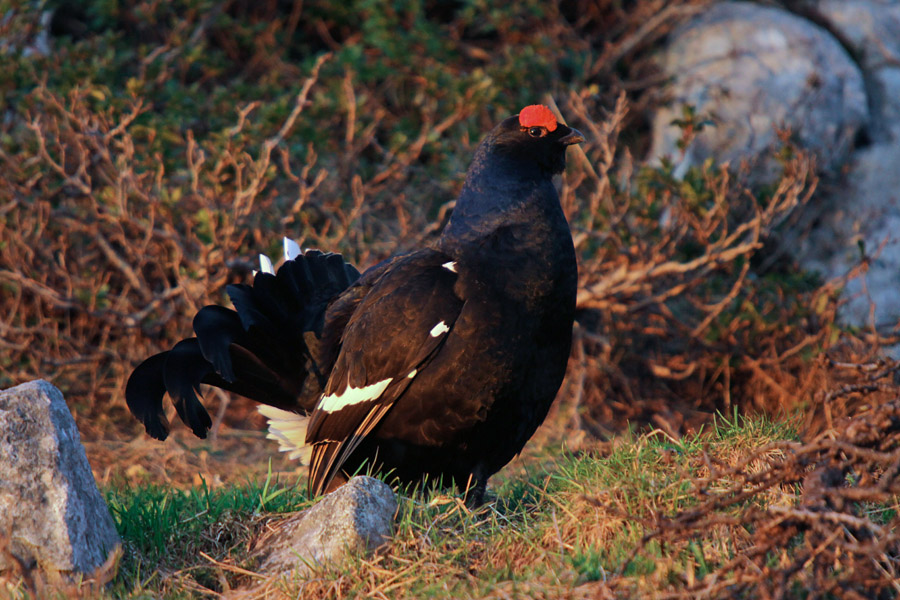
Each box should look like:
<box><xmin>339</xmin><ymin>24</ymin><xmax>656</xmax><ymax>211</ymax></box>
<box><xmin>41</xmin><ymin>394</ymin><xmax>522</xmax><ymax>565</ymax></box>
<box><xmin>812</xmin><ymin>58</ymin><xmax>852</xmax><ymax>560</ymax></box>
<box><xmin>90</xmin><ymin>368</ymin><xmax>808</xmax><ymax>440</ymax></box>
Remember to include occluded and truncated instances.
<box><xmin>125</xmin><ymin>249</ymin><xmax>360</xmax><ymax>439</ymax></box>
<box><xmin>125</xmin><ymin>351</ymin><xmax>171</xmax><ymax>440</ymax></box>
<box><xmin>293</xmin><ymin>251</ymin><xmax>361</xmax><ymax>332</ymax></box>
<box><xmin>224</xmin><ymin>277</ymin><xmax>315</xmax><ymax>385</ymax></box>
<box><xmin>164</xmin><ymin>338</ymin><xmax>214</xmax><ymax>438</ymax></box>
<box><xmin>226</xmin><ymin>280</ymin><xmax>282</xmax><ymax>341</ymax></box>
<box><xmin>193</xmin><ymin>305</ymin><xmax>244</xmax><ymax>383</ymax></box>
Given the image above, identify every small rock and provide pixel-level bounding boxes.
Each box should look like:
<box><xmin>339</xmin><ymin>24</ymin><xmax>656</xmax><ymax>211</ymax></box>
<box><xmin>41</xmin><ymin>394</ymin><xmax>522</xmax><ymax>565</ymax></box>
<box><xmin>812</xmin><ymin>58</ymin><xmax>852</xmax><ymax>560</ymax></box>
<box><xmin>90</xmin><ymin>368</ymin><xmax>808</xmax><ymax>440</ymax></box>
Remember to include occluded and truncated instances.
<box><xmin>0</xmin><ymin>380</ymin><xmax>120</xmax><ymax>574</ymax></box>
<box><xmin>649</xmin><ymin>2</ymin><xmax>868</xmax><ymax>181</ymax></box>
<box><xmin>249</xmin><ymin>476</ymin><xmax>396</xmax><ymax>577</ymax></box>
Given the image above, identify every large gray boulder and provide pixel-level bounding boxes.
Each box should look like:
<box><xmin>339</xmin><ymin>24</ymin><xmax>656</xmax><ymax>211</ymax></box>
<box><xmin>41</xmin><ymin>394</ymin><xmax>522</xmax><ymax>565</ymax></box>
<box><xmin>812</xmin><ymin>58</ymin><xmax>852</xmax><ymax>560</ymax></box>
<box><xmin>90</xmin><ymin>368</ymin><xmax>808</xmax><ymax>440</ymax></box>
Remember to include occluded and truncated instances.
<box><xmin>249</xmin><ymin>475</ymin><xmax>396</xmax><ymax>577</ymax></box>
<box><xmin>649</xmin><ymin>2</ymin><xmax>868</xmax><ymax>180</ymax></box>
<box><xmin>787</xmin><ymin>1</ymin><xmax>900</xmax><ymax>341</ymax></box>
<box><xmin>818</xmin><ymin>0</ymin><xmax>900</xmax><ymax>140</ymax></box>
<box><xmin>0</xmin><ymin>380</ymin><xmax>120</xmax><ymax>574</ymax></box>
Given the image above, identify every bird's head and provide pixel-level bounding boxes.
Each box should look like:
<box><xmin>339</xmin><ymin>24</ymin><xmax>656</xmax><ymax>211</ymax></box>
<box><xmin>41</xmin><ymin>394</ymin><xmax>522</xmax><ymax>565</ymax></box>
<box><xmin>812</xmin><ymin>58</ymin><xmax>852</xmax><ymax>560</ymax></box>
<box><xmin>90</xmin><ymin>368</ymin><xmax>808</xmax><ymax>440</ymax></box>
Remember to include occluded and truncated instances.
<box><xmin>442</xmin><ymin>104</ymin><xmax>586</xmax><ymax>244</ymax></box>
<box><xmin>485</xmin><ymin>104</ymin><xmax>585</xmax><ymax>176</ymax></box>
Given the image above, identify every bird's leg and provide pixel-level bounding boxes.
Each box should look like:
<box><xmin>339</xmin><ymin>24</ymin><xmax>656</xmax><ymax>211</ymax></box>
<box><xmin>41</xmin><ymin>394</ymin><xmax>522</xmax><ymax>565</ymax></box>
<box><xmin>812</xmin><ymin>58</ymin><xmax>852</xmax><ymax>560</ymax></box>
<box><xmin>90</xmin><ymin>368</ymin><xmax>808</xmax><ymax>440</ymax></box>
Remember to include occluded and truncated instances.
<box><xmin>462</xmin><ymin>469</ymin><xmax>488</xmax><ymax>507</ymax></box>
<box><xmin>464</xmin><ymin>480</ymin><xmax>487</xmax><ymax>507</ymax></box>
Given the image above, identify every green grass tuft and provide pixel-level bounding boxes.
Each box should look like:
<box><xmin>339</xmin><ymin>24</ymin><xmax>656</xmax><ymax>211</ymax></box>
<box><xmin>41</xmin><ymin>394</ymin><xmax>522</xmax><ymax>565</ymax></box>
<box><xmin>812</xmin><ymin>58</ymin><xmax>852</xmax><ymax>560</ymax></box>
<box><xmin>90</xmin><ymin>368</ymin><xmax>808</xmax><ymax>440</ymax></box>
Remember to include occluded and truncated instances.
<box><xmin>105</xmin><ymin>466</ymin><xmax>310</xmax><ymax>596</ymax></box>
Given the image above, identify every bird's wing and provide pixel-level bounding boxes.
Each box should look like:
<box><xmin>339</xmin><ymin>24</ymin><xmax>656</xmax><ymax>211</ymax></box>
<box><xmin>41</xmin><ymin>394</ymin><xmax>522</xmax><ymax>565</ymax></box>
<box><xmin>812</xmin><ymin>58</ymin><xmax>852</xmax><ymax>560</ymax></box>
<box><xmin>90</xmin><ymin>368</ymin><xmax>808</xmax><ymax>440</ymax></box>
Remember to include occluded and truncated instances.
<box><xmin>305</xmin><ymin>251</ymin><xmax>464</xmax><ymax>496</ymax></box>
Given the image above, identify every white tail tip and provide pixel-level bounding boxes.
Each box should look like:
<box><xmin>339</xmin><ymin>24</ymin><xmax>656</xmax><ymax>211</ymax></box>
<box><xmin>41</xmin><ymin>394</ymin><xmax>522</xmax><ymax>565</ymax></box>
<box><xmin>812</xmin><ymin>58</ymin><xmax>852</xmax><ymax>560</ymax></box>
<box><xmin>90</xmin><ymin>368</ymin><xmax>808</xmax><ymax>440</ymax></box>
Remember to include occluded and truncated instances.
<box><xmin>257</xmin><ymin>405</ymin><xmax>312</xmax><ymax>464</ymax></box>
<box><xmin>283</xmin><ymin>237</ymin><xmax>302</xmax><ymax>261</ymax></box>
<box><xmin>258</xmin><ymin>253</ymin><xmax>275</xmax><ymax>275</ymax></box>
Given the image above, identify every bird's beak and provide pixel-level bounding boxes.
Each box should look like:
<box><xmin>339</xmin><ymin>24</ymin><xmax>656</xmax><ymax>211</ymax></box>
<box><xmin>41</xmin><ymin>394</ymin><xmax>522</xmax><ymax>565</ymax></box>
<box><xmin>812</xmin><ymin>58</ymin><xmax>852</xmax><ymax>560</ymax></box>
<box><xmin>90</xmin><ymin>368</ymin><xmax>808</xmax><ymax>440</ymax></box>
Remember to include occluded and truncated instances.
<box><xmin>559</xmin><ymin>127</ymin><xmax>585</xmax><ymax>146</ymax></box>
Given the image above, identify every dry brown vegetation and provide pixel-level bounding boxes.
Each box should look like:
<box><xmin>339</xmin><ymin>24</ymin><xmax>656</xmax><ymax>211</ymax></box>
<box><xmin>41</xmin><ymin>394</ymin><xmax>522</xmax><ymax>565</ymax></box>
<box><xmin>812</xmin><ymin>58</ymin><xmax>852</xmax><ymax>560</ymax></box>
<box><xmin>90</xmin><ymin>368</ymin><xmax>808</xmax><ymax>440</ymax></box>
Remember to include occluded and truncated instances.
<box><xmin>1</xmin><ymin>0</ymin><xmax>900</xmax><ymax>597</ymax></box>
<box><xmin>3</xmin><ymin>0</ymin><xmax>891</xmax><ymax>451</ymax></box>
<box><xmin>1</xmin><ymin>44</ymin><xmax>883</xmax><ymax>450</ymax></box>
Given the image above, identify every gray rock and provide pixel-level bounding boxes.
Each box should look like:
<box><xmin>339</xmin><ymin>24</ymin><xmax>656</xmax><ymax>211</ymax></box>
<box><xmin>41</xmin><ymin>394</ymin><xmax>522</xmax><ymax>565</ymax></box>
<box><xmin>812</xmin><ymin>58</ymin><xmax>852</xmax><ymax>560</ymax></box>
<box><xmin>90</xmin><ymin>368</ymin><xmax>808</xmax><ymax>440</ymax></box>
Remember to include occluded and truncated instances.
<box><xmin>797</xmin><ymin>139</ymin><xmax>900</xmax><ymax>346</ymax></box>
<box><xmin>250</xmin><ymin>475</ymin><xmax>396</xmax><ymax>576</ymax></box>
<box><xmin>776</xmin><ymin>1</ymin><xmax>900</xmax><ymax>351</ymax></box>
<box><xmin>818</xmin><ymin>0</ymin><xmax>900</xmax><ymax>65</ymax></box>
<box><xmin>818</xmin><ymin>0</ymin><xmax>900</xmax><ymax>139</ymax></box>
<box><xmin>649</xmin><ymin>2</ymin><xmax>868</xmax><ymax>181</ymax></box>
<box><xmin>0</xmin><ymin>380</ymin><xmax>120</xmax><ymax>574</ymax></box>
<box><xmin>872</xmin><ymin>67</ymin><xmax>900</xmax><ymax>135</ymax></box>
<box><xmin>0</xmin><ymin>6</ymin><xmax>52</xmax><ymax>58</ymax></box>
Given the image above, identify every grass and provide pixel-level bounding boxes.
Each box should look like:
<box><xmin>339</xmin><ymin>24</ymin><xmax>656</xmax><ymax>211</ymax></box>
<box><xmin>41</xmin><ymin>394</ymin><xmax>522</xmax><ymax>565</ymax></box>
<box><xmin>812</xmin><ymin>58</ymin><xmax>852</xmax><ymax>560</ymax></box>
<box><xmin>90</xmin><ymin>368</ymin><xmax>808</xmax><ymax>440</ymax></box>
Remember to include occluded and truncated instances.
<box><xmin>105</xmin><ymin>465</ymin><xmax>311</xmax><ymax>595</ymax></box>
<box><xmin>4</xmin><ymin>399</ymin><xmax>898</xmax><ymax>598</ymax></box>
<box><xmin>75</xmin><ymin>412</ymin><xmax>801</xmax><ymax>598</ymax></box>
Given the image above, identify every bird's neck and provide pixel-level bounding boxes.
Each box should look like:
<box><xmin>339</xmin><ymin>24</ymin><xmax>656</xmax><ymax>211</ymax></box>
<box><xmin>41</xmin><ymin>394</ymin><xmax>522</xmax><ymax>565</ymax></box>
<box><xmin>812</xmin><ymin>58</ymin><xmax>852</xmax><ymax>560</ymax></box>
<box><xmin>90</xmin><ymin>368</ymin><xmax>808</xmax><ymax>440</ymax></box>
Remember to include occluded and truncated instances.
<box><xmin>440</xmin><ymin>157</ymin><xmax>565</xmax><ymax>249</ymax></box>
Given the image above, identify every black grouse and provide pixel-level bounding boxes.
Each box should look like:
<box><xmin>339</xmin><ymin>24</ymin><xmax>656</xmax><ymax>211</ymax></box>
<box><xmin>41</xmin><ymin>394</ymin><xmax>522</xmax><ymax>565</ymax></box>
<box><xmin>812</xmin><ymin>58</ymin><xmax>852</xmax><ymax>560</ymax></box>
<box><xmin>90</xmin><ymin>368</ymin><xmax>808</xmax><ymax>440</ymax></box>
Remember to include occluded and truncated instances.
<box><xmin>126</xmin><ymin>104</ymin><xmax>584</xmax><ymax>503</ymax></box>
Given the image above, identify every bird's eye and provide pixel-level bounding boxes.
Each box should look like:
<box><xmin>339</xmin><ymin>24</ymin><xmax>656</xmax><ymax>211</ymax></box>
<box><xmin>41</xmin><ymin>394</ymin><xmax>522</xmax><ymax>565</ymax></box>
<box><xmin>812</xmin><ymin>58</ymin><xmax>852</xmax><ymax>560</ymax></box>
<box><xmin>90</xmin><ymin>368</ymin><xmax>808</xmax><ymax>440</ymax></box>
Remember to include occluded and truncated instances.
<box><xmin>528</xmin><ymin>126</ymin><xmax>546</xmax><ymax>138</ymax></box>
